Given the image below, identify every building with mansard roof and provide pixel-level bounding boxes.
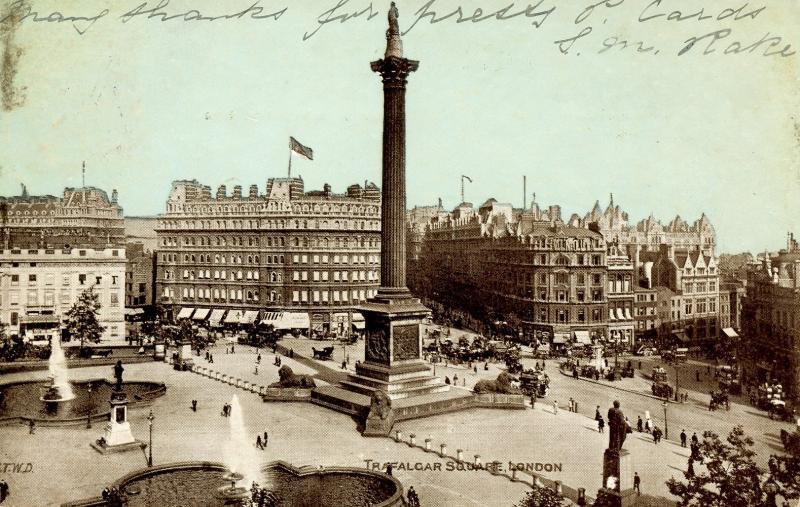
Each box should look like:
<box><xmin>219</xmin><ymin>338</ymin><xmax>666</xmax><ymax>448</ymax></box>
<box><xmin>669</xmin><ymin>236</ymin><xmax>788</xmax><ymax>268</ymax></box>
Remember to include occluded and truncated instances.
<box><xmin>155</xmin><ymin>177</ymin><xmax>381</xmax><ymax>336</ymax></box>
<box><xmin>0</xmin><ymin>185</ymin><xmax>126</xmax><ymax>343</ymax></box>
<box><xmin>417</xmin><ymin>198</ymin><xmax>614</xmax><ymax>347</ymax></box>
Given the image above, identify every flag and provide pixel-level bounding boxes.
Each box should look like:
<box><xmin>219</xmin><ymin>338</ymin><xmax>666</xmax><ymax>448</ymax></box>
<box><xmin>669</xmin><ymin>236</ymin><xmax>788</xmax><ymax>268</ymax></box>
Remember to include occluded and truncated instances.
<box><xmin>289</xmin><ymin>137</ymin><xmax>314</xmax><ymax>160</ymax></box>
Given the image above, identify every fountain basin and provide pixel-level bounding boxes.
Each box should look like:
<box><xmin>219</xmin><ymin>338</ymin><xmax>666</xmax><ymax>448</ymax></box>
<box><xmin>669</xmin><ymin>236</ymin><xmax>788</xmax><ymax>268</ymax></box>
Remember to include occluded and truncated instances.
<box><xmin>0</xmin><ymin>379</ymin><xmax>166</xmax><ymax>426</ymax></box>
<box><xmin>62</xmin><ymin>461</ymin><xmax>404</xmax><ymax>507</ymax></box>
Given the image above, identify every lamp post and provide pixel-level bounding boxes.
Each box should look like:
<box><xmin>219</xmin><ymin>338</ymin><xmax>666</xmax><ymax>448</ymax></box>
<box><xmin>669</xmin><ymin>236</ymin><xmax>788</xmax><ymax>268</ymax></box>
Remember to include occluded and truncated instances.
<box><xmin>86</xmin><ymin>382</ymin><xmax>93</xmax><ymax>428</ymax></box>
<box><xmin>674</xmin><ymin>362</ymin><xmax>680</xmax><ymax>402</ymax></box>
<box><xmin>147</xmin><ymin>410</ymin><xmax>154</xmax><ymax>467</ymax></box>
<box><xmin>662</xmin><ymin>400</ymin><xmax>669</xmax><ymax>440</ymax></box>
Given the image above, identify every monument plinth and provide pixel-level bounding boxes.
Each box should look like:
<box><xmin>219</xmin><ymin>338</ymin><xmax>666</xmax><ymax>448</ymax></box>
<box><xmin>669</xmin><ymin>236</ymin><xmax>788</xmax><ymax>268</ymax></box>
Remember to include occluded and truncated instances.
<box><xmin>597</xmin><ymin>401</ymin><xmax>638</xmax><ymax>507</ymax></box>
<box><xmin>91</xmin><ymin>391</ymin><xmax>146</xmax><ymax>454</ymax></box>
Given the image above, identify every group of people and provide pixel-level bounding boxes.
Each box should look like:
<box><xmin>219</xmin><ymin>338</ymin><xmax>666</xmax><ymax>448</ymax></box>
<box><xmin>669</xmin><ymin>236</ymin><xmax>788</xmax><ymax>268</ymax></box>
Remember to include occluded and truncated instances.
<box><xmin>100</xmin><ymin>486</ymin><xmax>125</xmax><ymax>506</ymax></box>
<box><xmin>204</xmin><ymin>351</ymin><xmax>215</xmax><ymax>363</ymax></box>
<box><xmin>406</xmin><ymin>486</ymin><xmax>420</xmax><ymax>506</ymax></box>
<box><xmin>255</xmin><ymin>431</ymin><xmax>269</xmax><ymax>450</ymax></box>
<box><xmin>221</xmin><ymin>403</ymin><xmax>232</xmax><ymax>417</ymax></box>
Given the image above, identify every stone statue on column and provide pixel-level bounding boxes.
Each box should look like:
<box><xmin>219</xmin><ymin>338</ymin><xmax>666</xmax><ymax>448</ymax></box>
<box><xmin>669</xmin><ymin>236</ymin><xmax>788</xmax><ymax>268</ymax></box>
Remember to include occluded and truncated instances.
<box><xmin>607</xmin><ymin>400</ymin><xmax>627</xmax><ymax>451</ymax></box>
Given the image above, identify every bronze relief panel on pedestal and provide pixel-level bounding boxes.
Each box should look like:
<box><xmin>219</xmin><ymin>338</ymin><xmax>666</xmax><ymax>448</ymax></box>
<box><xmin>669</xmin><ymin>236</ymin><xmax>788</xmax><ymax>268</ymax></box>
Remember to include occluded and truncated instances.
<box><xmin>365</xmin><ymin>326</ymin><xmax>390</xmax><ymax>364</ymax></box>
<box><xmin>392</xmin><ymin>324</ymin><xmax>420</xmax><ymax>361</ymax></box>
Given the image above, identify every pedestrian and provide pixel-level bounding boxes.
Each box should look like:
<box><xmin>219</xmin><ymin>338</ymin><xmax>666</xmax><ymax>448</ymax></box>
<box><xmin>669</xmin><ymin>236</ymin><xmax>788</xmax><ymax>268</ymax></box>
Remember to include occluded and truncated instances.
<box><xmin>636</xmin><ymin>416</ymin><xmax>643</xmax><ymax>432</ymax></box>
<box><xmin>264</xmin><ymin>431</ymin><xmax>268</xmax><ymax>446</ymax></box>
<box><xmin>231</xmin><ymin>344</ymin><xmax>235</xmax><ymax>354</ymax></box>
<box><xmin>254</xmin><ymin>365</ymin><xmax>258</xmax><ymax>375</ymax></box>
<box><xmin>342</xmin><ymin>360</ymin><xmax>347</xmax><ymax>369</ymax></box>
<box><xmin>595</xmin><ymin>406</ymin><xmax>601</xmax><ymax>421</ymax></box>
<box><xmin>28</xmin><ymin>420</ymin><xmax>35</xmax><ymax>434</ymax></box>
<box><xmin>256</xmin><ymin>435</ymin><xmax>263</xmax><ymax>450</ymax></box>
<box><xmin>407</xmin><ymin>485</ymin><xmax>420</xmax><ymax>507</ymax></box>
<box><xmin>191</xmin><ymin>400</ymin><xmax>197</xmax><ymax>412</ymax></box>
<box><xmin>595</xmin><ymin>370</ymin><xmax>600</xmax><ymax>381</ymax></box>
<box><xmin>573</xmin><ymin>367</ymin><xmax>579</xmax><ymax>379</ymax></box>
<box><xmin>691</xmin><ymin>432</ymin><xmax>698</xmax><ymax>445</ymax></box>
<box><xmin>386</xmin><ymin>463</ymin><xmax>393</xmax><ymax>476</ymax></box>
<box><xmin>0</xmin><ymin>479</ymin><xmax>8</xmax><ymax>503</ymax></box>
<box><xmin>530</xmin><ymin>394</ymin><xmax>536</xmax><ymax>409</ymax></box>
<box><xmin>569</xmin><ymin>397</ymin><xmax>575</xmax><ymax>412</ymax></box>
<box><xmin>445</xmin><ymin>376</ymin><xmax>451</xmax><ymax>385</ymax></box>
<box><xmin>473</xmin><ymin>365</ymin><xmax>478</xmax><ymax>374</ymax></box>
<box><xmin>209</xmin><ymin>354</ymin><xmax>214</xmax><ymax>364</ymax></box>
<box><xmin>696</xmin><ymin>371</ymin><xmax>700</xmax><ymax>382</ymax></box>
<box><xmin>257</xmin><ymin>353</ymin><xmax>261</xmax><ymax>364</ymax></box>
<box><xmin>633</xmin><ymin>472</ymin><xmax>641</xmax><ymax>495</ymax></box>
<box><xmin>680</xmin><ymin>430</ymin><xmax>687</xmax><ymax>447</ymax></box>
<box><xmin>453</xmin><ymin>373</ymin><xmax>458</xmax><ymax>383</ymax></box>
<box><xmin>552</xmin><ymin>400</ymin><xmax>558</xmax><ymax>414</ymax></box>
<box><xmin>598</xmin><ymin>416</ymin><xmax>605</xmax><ymax>433</ymax></box>
<box><xmin>687</xmin><ymin>459</ymin><xmax>695</xmax><ymax>477</ymax></box>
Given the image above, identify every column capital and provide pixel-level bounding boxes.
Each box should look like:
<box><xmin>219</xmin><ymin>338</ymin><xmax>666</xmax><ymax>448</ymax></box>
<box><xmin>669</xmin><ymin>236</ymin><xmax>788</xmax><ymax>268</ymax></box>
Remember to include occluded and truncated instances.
<box><xmin>371</xmin><ymin>57</ymin><xmax>419</xmax><ymax>87</ymax></box>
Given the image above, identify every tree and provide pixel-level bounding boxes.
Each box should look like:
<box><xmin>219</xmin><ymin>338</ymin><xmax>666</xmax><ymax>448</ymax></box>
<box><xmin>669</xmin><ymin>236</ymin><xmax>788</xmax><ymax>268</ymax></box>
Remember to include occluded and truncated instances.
<box><xmin>64</xmin><ymin>286</ymin><xmax>105</xmax><ymax>354</ymax></box>
<box><xmin>666</xmin><ymin>425</ymin><xmax>800</xmax><ymax>506</ymax></box>
<box><xmin>513</xmin><ymin>481</ymin><xmax>564</xmax><ymax>507</ymax></box>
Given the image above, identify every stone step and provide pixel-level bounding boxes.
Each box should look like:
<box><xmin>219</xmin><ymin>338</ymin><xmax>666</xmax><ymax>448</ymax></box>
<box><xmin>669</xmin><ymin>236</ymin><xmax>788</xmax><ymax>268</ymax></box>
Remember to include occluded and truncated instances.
<box><xmin>339</xmin><ymin>379</ymin><xmax>449</xmax><ymax>400</ymax></box>
<box><xmin>345</xmin><ymin>373</ymin><xmax>442</xmax><ymax>391</ymax></box>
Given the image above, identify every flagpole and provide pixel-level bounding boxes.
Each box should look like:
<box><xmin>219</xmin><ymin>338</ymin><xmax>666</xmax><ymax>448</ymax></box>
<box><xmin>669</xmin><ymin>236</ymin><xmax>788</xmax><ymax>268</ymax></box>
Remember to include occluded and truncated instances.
<box><xmin>287</xmin><ymin>148</ymin><xmax>293</xmax><ymax>179</ymax></box>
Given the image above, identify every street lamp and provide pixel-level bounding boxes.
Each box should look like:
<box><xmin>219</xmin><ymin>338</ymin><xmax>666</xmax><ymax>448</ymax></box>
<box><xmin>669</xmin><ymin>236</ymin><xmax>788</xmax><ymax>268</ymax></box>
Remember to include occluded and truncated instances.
<box><xmin>674</xmin><ymin>362</ymin><xmax>680</xmax><ymax>402</ymax></box>
<box><xmin>662</xmin><ymin>401</ymin><xmax>669</xmax><ymax>440</ymax></box>
<box><xmin>86</xmin><ymin>382</ymin><xmax>93</xmax><ymax>428</ymax></box>
<box><xmin>147</xmin><ymin>410</ymin><xmax>154</xmax><ymax>467</ymax></box>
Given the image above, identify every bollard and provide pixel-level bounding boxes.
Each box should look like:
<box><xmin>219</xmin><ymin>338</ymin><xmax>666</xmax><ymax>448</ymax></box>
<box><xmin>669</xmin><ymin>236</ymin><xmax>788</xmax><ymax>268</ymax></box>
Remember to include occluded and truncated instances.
<box><xmin>554</xmin><ymin>480</ymin><xmax>562</xmax><ymax>495</ymax></box>
<box><xmin>395</xmin><ymin>430</ymin><xmax>402</xmax><ymax>443</ymax></box>
<box><xmin>511</xmin><ymin>468</ymin><xmax>517</xmax><ymax>481</ymax></box>
<box><xmin>424</xmin><ymin>438</ymin><xmax>432</xmax><ymax>451</ymax></box>
<box><xmin>440</xmin><ymin>444</ymin><xmax>447</xmax><ymax>457</ymax></box>
<box><xmin>474</xmin><ymin>455</ymin><xmax>481</xmax><ymax>466</ymax></box>
<box><xmin>456</xmin><ymin>449</ymin><xmax>463</xmax><ymax>461</ymax></box>
<box><xmin>409</xmin><ymin>434</ymin><xmax>416</xmax><ymax>446</ymax></box>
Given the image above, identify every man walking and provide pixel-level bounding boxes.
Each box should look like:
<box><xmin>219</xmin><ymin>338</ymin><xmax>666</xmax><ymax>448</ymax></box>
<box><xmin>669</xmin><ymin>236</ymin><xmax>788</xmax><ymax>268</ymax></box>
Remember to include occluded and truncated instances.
<box><xmin>263</xmin><ymin>431</ymin><xmax>268</xmax><ymax>447</ymax></box>
<box><xmin>595</xmin><ymin>405</ymin><xmax>601</xmax><ymax>421</ymax></box>
<box><xmin>636</xmin><ymin>416</ymin><xmax>643</xmax><ymax>432</ymax></box>
<box><xmin>256</xmin><ymin>435</ymin><xmax>263</xmax><ymax>450</ymax></box>
<box><xmin>680</xmin><ymin>430</ymin><xmax>687</xmax><ymax>447</ymax></box>
<box><xmin>598</xmin><ymin>415</ymin><xmax>605</xmax><ymax>433</ymax></box>
<box><xmin>633</xmin><ymin>472</ymin><xmax>641</xmax><ymax>495</ymax></box>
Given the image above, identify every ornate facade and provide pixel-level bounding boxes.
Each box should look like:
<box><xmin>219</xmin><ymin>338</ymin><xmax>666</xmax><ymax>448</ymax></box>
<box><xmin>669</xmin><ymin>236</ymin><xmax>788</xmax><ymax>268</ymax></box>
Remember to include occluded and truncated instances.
<box><xmin>155</xmin><ymin>177</ymin><xmax>381</xmax><ymax>335</ymax></box>
<box><xmin>418</xmin><ymin>199</ymin><xmax>614</xmax><ymax>346</ymax></box>
<box><xmin>0</xmin><ymin>186</ymin><xmax>126</xmax><ymax>342</ymax></box>
<box><xmin>741</xmin><ymin>239</ymin><xmax>800</xmax><ymax>400</ymax></box>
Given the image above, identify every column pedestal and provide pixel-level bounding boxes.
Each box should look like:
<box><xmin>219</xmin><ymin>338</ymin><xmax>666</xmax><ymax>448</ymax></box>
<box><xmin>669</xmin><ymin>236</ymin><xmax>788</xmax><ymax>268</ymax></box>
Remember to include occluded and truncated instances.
<box><xmin>90</xmin><ymin>392</ymin><xmax>145</xmax><ymax>454</ymax></box>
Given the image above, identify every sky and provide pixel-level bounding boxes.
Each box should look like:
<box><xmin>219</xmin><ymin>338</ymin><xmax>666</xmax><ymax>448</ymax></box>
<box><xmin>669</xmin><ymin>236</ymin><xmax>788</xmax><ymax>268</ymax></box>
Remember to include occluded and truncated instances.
<box><xmin>1</xmin><ymin>0</ymin><xmax>798</xmax><ymax>254</ymax></box>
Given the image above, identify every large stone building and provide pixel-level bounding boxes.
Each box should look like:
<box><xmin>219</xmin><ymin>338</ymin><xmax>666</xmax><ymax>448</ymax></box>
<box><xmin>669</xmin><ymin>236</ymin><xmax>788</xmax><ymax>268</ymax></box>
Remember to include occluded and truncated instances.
<box><xmin>741</xmin><ymin>236</ymin><xmax>800</xmax><ymax>400</ymax></box>
<box><xmin>0</xmin><ymin>186</ymin><xmax>127</xmax><ymax>342</ymax></box>
<box><xmin>418</xmin><ymin>199</ymin><xmax>613</xmax><ymax>347</ymax></box>
<box><xmin>155</xmin><ymin>177</ymin><xmax>381</xmax><ymax>335</ymax></box>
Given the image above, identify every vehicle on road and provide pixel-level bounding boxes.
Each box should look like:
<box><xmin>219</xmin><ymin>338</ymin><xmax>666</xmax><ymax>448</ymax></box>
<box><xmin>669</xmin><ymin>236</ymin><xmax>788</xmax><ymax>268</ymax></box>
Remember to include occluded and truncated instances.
<box><xmin>636</xmin><ymin>346</ymin><xmax>656</xmax><ymax>356</ymax></box>
<box><xmin>651</xmin><ymin>366</ymin><xmax>668</xmax><ymax>383</ymax></box>
<box><xmin>652</xmin><ymin>381</ymin><xmax>674</xmax><ymax>398</ymax></box>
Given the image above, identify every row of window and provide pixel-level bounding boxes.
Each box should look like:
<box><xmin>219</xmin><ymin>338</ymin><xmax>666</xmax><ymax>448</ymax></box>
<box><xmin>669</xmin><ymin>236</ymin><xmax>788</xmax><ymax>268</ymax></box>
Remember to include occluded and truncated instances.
<box><xmin>7</xmin><ymin>273</ymin><xmax>120</xmax><ymax>286</ymax></box>
<box><xmin>2</xmin><ymin>290</ymin><xmax>120</xmax><ymax>307</ymax></box>
<box><xmin>291</xmin><ymin>289</ymin><xmax>377</xmax><ymax>303</ymax></box>
<box><xmin>161</xmin><ymin>235</ymin><xmax>379</xmax><ymax>249</ymax></box>
<box><xmin>537</xmin><ymin>307</ymin><xmax>605</xmax><ymax>323</ymax></box>
<box><xmin>292</xmin><ymin>270</ymin><xmax>378</xmax><ymax>282</ymax></box>
<box><xmin>683</xmin><ymin>281</ymin><xmax>717</xmax><ymax>293</ymax></box>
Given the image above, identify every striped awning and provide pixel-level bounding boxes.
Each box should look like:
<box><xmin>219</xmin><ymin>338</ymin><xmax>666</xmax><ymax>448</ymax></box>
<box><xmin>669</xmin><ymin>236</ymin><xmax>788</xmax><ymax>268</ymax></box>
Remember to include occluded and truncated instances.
<box><xmin>573</xmin><ymin>330</ymin><xmax>591</xmax><ymax>344</ymax></box>
<box><xmin>261</xmin><ymin>312</ymin><xmax>283</xmax><ymax>326</ymax></box>
<box><xmin>177</xmin><ymin>307</ymin><xmax>195</xmax><ymax>320</ymax></box>
<box><xmin>192</xmin><ymin>308</ymin><xmax>211</xmax><ymax>321</ymax></box>
<box><xmin>20</xmin><ymin>314</ymin><xmax>60</xmax><ymax>325</ymax></box>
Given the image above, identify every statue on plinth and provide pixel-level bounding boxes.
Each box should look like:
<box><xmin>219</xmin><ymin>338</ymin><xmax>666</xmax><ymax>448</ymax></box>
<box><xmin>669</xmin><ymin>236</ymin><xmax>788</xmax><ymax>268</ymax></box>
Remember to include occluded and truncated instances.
<box><xmin>113</xmin><ymin>360</ymin><xmax>124</xmax><ymax>392</ymax></box>
<box><xmin>607</xmin><ymin>400</ymin><xmax>627</xmax><ymax>452</ymax></box>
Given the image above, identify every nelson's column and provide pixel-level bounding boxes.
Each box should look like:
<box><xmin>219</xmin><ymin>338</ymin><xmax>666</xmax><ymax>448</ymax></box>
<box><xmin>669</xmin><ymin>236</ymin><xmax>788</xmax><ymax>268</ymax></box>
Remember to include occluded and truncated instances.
<box><xmin>313</xmin><ymin>3</ymin><xmax>459</xmax><ymax>436</ymax></box>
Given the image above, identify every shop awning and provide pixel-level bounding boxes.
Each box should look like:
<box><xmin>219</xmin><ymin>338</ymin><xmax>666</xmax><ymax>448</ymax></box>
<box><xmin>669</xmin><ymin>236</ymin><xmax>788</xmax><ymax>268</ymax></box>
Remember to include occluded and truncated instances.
<box><xmin>224</xmin><ymin>309</ymin><xmax>244</xmax><ymax>324</ymax></box>
<box><xmin>284</xmin><ymin>312</ymin><xmax>310</xmax><ymax>329</ymax></box>
<box><xmin>261</xmin><ymin>312</ymin><xmax>282</xmax><ymax>326</ymax></box>
<box><xmin>615</xmin><ymin>308</ymin><xmax>625</xmax><ymax>320</ymax></box>
<box><xmin>352</xmin><ymin>312</ymin><xmax>365</xmax><ymax>322</ymax></box>
<box><xmin>208</xmin><ymin>309</ymin><xmax>225</xmax><ymax>324</ymax></box>
<box><xmin>573</xmin><ymin>330</ymin><xmax>592</xmax><ymax>344</ymax></box>
<box><xmin>352</xmin><ymin>321</ymin><xmax>365</xmax><ymax>330</ymax></box>
<box><xmin>192</xmin><ymin>308</ymin><xmax>210</xmax><ymax>321</ymax></box>
<box><xmin>609</xmin><ymin>311</ymin><xmax>616</xmax><ymax>321</ymax></box>
<box><xmin>240</xmin><ymin>311</ymin><xmax>259</xmax><ymax>325</ymax></box>
<box><xmin>672</xmin><ymin>331</ymin><xmax>690</xmax><ymax>343</ymax></box>
<box><xmin>177</xmin><ymin>307</ymin><xmax>194</xmax><ymax>320</ymax></box>
<box><xmin>624</xmin><ymin>308</ymin><xmax>633</xmax><ymax>320</ymax></box>
<box><xmin>124</xmin><ymin>308</ymin><xmax>144</xmax><ymax>316</ymax></box>
<box><xmin>722</xmin><ymin>327</ymin><xmax>739</xmax><ymax>338</ymax></box>
<box><xmin>552</xmin><ymin>332</ymin><xmax>570</xmax><ymax>344</ymax></box>
<box><xmin>20</xmin><ymin>314</ymin><xmax>60</xmax><ymax>325</ymax></box>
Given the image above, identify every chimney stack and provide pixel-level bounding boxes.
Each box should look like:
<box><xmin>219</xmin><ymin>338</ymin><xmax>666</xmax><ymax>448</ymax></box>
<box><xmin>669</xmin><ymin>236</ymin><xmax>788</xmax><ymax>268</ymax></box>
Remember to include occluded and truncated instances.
<box><xmin>233</xmin><ymin>185</ymin><xmax>242</xmax><ymax>199</ymax></box>
<box><xmin>216</xmin><ymin>185</ymin><xmax>227</xmax><ymax>199</ymax></box>
<box><xmin>249</xmin><ymin>185</ymin><xmax>258</xmax><ymax>199</ymax></box>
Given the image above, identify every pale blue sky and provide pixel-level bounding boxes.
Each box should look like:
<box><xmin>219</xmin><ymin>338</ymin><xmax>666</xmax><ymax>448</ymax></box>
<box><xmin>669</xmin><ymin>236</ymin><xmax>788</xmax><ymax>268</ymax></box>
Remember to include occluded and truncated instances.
<box><xmin>1</xmin><ymin>0</ymin><xmax>798</xmax><ymax>253</ymax></box>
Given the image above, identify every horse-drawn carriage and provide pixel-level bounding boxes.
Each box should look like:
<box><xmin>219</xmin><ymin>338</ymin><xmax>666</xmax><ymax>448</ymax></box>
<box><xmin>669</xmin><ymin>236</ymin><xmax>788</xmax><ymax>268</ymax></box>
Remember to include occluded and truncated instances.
<box><xmin>709</xmin><ymin>390</ymin><xmax>730</xmax><ymax>411</ymax></box>
<box><xmin>652</xmin><ymin>381</ymin><xmax>673</xmax><ymax>398</ymax></box>
<box><xmin>767</xmin><ymin>399</ymin><xmax>795</xmax><ymax>421</ymax></box>
<box><xmin>312</xmin><ymin>346</ymin><xmax>334</xmax><ymax>360</ymax></box>
<box><xmin>520</xmin><ymin>369</ymin><xmax>550</xmax><ymax>398</ymax></box>
<box><xmin>651</xmin><ymin>366</ymin><xmax>668</xmax><ymax>383</ymax></box>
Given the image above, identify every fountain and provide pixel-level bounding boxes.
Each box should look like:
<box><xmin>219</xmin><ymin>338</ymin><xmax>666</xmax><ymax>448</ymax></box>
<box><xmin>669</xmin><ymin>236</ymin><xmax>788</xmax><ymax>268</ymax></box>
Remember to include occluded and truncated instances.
<box><xmin>217</xmin><ymin>394</ymin><xmax>264</xmax><ymax>504</ymax></box>
<box><xmin>40</xmin><ymin>338</ymin><xmax>75</xmax><ymax>407</ymax></box>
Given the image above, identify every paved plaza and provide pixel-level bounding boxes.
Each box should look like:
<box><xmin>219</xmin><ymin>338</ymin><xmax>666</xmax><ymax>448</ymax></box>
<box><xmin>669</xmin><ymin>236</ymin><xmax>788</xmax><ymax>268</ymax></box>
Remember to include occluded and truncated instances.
<box><xmin>3</xmin><ymin>331</ymin><xmax>793</xmax><ymax>507</ymax></box>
